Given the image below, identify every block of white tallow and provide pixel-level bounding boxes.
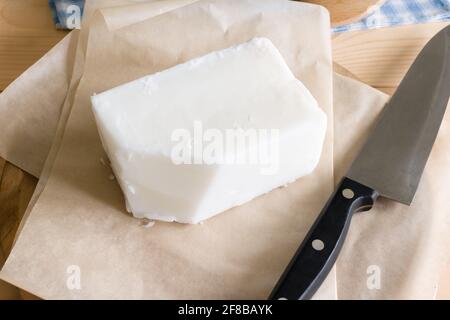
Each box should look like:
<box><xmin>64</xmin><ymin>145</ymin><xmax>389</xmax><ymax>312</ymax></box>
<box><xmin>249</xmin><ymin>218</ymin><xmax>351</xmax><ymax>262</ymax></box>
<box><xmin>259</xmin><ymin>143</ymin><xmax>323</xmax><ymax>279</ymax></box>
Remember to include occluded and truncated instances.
<box><xmin>91</xmin><ymin>37</ymin><xmax>327</xmax><ymax>224</ymax></box>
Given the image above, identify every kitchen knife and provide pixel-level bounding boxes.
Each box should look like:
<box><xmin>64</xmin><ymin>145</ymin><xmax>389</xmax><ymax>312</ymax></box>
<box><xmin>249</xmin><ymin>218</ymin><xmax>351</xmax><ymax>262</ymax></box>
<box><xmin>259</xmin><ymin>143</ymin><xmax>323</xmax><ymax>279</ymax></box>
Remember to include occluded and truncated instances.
<box><xmin>269</xmin><ymin>25</ymin><xmax>450</xmax><ymax>300</ymax></box>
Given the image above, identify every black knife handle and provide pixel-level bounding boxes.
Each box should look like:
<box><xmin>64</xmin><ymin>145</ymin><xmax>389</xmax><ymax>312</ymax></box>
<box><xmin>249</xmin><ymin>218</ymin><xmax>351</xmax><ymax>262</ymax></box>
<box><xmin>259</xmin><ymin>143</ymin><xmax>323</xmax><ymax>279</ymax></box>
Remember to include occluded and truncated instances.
<box><xmin>269</xmin><ymin>177</ymin><xmax>379</xmax><ymax>300</ymax></box>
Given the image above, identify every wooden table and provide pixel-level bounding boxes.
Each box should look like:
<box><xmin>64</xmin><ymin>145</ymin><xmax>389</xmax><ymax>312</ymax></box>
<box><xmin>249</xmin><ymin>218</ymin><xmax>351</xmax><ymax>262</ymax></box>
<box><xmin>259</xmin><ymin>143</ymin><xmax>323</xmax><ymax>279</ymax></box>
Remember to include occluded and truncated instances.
<box><xmin>0</xmin><ymin>0</ymin><xmax>449</xmax><ymax>299</ymax></box>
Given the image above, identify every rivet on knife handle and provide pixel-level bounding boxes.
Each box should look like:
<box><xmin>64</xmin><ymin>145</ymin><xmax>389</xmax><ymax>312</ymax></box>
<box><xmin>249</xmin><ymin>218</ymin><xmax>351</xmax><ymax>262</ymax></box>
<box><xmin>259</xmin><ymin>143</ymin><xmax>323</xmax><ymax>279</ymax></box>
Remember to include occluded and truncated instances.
<box><xmin>269</xmin><ymin>177</ymin><xmax>378</xmax><ymax>300</ymax></box>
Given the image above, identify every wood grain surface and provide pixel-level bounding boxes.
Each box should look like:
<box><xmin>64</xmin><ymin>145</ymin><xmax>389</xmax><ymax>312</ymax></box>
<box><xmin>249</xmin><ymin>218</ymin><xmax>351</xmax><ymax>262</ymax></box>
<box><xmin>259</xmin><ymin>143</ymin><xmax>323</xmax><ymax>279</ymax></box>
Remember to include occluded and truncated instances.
<box><xmin>0</xmin><ymin>0</ymin><xmax>68</xmax><ymax>91</ymax></box>
<box><xmin>303</xmin><ymin>0</ymin><xmax>385</xmax><ymax>25</ymax></box>
<box><xmin>0</xmin><ymin>0</ymin><xmax>449</xmax><ymax>300</ymax></box>
<box><xmin>333</xmin><ymin>22</ymin><xmax>450</xmax><ymax>90</ymax></box>
<box><xmin>0</xmin><ymin>158</ymin><xmax>37</xmax><ymax>299</ymax></box>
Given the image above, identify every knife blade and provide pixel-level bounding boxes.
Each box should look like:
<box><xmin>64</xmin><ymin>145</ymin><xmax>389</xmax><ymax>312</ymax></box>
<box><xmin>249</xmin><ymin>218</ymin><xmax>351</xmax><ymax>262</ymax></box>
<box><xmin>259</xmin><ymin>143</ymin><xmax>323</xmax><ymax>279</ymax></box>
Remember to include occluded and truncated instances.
<box><xmin>269</xmin><ymin>25</ymin><xmax>450</xmax><ymax>300</ymax></box>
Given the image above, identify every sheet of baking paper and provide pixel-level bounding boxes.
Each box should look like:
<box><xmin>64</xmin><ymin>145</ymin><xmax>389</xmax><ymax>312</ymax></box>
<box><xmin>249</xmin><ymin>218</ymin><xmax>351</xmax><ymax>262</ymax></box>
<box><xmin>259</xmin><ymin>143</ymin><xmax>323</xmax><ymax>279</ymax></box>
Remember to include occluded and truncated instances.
<box><xmin>0</xmin><ymin>31</ymin><xmax>78</xmax><ymax>177</ymax></box>
<box><xmin>333</xmin><ymin>73</ymin><xmax>450</xmax><ymax>299</ymax></box>
<box><xmin>6</xmin><ymin>0</ymin><xmax>338</xmax><ymax>297</ymax></box>
<box><xmin>100</xmin><ymin>0</ymin><xmax>198</xmax><ymax>30</ymax></box>
<box><xmin>2</xmin><ymin>0</ymin><xmax>447</xmax><ymax>300</ymax></box>
<box><xmin>48</xmin><ymin>0</ymin><xmax>337</xmax><ymax>300</ymax></box>
<box><xmin>0</xmin><ymin>0</ymin><xmax>336</xmax><ymax>299</ymax></box>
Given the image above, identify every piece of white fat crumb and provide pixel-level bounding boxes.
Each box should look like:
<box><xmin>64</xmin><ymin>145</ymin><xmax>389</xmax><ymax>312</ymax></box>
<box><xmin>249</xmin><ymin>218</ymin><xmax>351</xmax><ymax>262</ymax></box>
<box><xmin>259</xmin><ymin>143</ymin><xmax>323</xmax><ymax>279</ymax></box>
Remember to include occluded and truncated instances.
<box><xmin>140</xmin><ymin>218</ymin><xmax>156</xmax><ymax>228</ymax></box>
<box><xmin>108</xmin><ymin>174</ymin><xmax>115</xmax><ymax>180</ymax></box>
<box><xmin>99</xmin><ymin>157</ymin><xmax>107</xmax><ymax>166</ymax></box>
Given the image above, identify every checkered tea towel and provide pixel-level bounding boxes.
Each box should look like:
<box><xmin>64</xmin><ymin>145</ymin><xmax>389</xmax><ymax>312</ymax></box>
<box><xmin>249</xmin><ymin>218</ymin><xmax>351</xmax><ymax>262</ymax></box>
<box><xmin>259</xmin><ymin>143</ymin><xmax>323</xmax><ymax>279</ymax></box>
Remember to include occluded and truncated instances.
<box><xmin>49</xmin><ymin>0</ymin><xmax>84</xmax><ymax>29</ymax></box>
<box><xmin>333</xmin><ymin>0</ymin><xmax>450</xmax><ymax>33</ymax></box>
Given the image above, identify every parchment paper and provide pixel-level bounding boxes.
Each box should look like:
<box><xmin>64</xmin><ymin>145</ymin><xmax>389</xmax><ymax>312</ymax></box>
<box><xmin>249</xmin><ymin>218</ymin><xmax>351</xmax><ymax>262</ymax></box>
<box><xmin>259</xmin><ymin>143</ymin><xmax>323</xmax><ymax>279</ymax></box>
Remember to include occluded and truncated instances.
<box><xmin>0</xmin><ymin>0</ymin><xmax>449</xmax><ymax>300</ymax></box>
<box><xmin>1</xmin><ymin>0</ymin><xmax>336</xmax><ymax>299</ymax></box>
<box><xmin>0</xmin><ymin>31</ymin><xmax>78</xmax><ymax>177</ymax></box>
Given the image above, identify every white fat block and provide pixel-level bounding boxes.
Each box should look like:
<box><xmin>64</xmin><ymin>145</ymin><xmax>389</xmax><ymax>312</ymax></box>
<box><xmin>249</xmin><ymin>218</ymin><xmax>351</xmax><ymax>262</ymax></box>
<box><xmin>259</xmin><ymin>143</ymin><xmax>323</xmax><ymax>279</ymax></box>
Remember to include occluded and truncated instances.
<box><xmin>91</xmin><ymin>38</ymin><xmax>327</xmax><ymax>224</ymax></box>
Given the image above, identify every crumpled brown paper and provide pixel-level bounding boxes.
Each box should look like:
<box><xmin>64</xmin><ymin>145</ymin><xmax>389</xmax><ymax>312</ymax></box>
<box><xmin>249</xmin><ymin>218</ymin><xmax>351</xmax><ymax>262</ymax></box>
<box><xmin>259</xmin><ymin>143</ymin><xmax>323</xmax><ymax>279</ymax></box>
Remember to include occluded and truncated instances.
<box><xmin>0</xmin><ymin>0</ymin><xmax>449</xmax><ymax>300</ymax></box>
<box><xmin>1</xmin><ymin>0</ymin><xmax>337</xmax><ymax>299</ymax></box>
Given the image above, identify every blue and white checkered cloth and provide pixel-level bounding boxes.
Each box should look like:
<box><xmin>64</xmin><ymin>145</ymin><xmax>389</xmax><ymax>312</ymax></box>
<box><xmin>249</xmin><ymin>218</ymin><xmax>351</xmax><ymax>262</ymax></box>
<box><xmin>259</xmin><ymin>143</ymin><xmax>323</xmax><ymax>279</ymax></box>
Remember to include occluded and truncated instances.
<box><xmin>333</xmin><ymin>0</ymin><xmax>450</xmax><ymax>33</ymax></box>
<box><xmin>49</xmin><ymin>0</ymin><xmax>84</xmax><ymax>29</ymax></box>
<box><xmin>49</xmin><ymin>0</ymin><xmax>450</xmax><ymax>31</ymax></box>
